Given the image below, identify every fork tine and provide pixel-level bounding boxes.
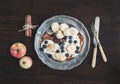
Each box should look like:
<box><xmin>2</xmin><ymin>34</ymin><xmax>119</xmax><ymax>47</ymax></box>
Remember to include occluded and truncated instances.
<box><xmin>90</xmin><ymin>23</ymin><xmax>98</xmax><ymax>36</ymax></box>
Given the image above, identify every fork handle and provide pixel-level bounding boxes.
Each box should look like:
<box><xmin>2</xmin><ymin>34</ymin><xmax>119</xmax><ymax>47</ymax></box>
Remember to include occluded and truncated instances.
<box><xmin>91</xmin><ymin>46</ymin><xmax>97</xmax><ymax>68</ymax></box>
<box><xmin>98</xmin><ymin>43</ymin><xmax>107</xmax><ymax>63</ymax></box>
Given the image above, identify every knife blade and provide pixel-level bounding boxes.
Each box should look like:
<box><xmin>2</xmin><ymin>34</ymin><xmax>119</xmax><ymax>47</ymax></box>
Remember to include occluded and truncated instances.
<box><xmin>94</xmin><ymin>16</ymin><xmax>100</xmax><ymax>45</ymax></box>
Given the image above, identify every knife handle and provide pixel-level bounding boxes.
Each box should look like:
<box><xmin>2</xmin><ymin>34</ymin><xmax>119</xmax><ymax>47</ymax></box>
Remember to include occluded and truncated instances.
<box><xmin>91</xmin><ymin>46</ymin><xmax>97</xmax><ymax>68</ymax></box>
<box><xmin>98</xmin><ymin>43</ymin><xmax>107</xmax><ymax>63</ymax></box>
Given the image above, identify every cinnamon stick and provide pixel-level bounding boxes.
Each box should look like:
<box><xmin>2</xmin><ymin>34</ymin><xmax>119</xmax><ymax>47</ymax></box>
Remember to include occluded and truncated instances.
<box><xmin>25</xmin><ymin>15</ymin><xmax>32</xmax><ymax>37</ymax></box>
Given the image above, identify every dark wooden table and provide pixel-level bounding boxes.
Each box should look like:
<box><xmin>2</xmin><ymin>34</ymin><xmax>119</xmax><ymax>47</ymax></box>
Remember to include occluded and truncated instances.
<box><xmin>0</xmin><ymin>0</ymin><xmax>120</xmax><ymax>84</ymax></box>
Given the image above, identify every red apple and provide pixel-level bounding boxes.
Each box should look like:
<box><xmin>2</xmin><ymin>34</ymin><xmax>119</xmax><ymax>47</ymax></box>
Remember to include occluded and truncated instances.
<box><xmin>10</xmin><ymin>42</ymin><xmax>27</xmax><ymax>58</ymax></box>
<box><xmin>19</xmin><ymin>56</ymin><xmax>32</xmax><ymax>69</ymax></box>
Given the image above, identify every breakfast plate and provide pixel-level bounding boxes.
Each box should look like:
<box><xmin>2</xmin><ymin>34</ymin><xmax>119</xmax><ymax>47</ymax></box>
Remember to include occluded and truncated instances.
<box><xmin>34</xmin><ymin>15</ymin><xmax>90</xmax><ymax>70</ymax></box>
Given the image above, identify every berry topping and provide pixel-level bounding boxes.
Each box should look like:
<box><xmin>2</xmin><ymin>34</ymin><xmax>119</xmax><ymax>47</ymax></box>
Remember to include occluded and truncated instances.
<box><xmin>48</xmin><ymin>54</ymin><xmax>52</xmax><ymax>57</ymax></box>
<box><xmin>44</xmin><ymin>40</ymin><xmax>48</xmax><ymax>44</ymax></box>
<box><xmin>61</xmin><ymin>49</ymin><xmax>64</xmax><ymax>53</ymax></box>
<box><xmin>60</xmin><ymin>46</ymin><xmax>64</xmax><ymax>49</ymax></box>
<box><xmin>69</xmin><ymin>36</ymin><xmax>73</xmax><ymax>39</ymax></box>
<box><xmin>65</xmin><ymin>53</ymin><xmax>69</xmax><ymax>57</ymax></box>
<box><xmin>76</xmin><ymin>46</ymin><xmax>80</xmax><ymax>50</ymax></box>
<box><xmin>42</xmin><ymin>45</ymin><xmax>47</xmax><ymax>48</ymax></box>
<box><xmin>60</xmin><ymin>42</ymin><xmax>65</xmax><ymax>45</ymax></box>
<box><xmin>68</xmin><ymin>40</ymin><xmax>72</xmax><ymax>43</ymax></box>
<box><xmin>56</xmin><ymin>50</ymin><xmax>60</xmax><ymax>53</ymax></box>
<box><xmin>40</xmin><ymin>48</ymin><xmax>44</xmax><ymax>51</ymax></box>
<box><xmin>64</xmin><ymin>36</ymin><xmax>67</xmax><ymax>39</ymax></box>
<box><xmin>74</xmin><ymin>40</ymin><xmax>77</xmax><ymax>44</ymax></box>
<box><xmin>75</xmin><ymin>50</ymin><xmax>79</xmax><ymax>53</ymax></box>
<box><xmin>52</xmin><ymin>33</ymin><xmax>56</xmax><ymax>37</ymax></box>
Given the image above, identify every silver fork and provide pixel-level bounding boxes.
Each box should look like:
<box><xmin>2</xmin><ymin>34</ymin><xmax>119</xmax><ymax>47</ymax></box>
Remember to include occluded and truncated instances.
<box><xmin>90</xmin><ymin>23</ymin><xmax>98</xmax><ymax>68</ymax></box>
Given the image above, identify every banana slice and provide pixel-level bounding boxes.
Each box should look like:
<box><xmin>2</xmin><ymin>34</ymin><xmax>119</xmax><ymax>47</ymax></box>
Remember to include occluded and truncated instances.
<box><xmin>51</xmin><ymin>22</ymin><xmax>60</xmax><ymax>32</ymax></box>
<box><xmin>56</xmin><ymin>30</ymin><xmax>64</xmax><ymax>39</ymax></box>
<box><xmin>63</xmin><ymin>28</ymin><xmax>71</xmax><ymax>36</ymax></box>
<box><xmin>64</xmin><ymin>27</ymin><xmax>79</xmax><ymax>36</ymax></box>
<box><xmin>54</xmin><ymin>43</ymin><xmax>60</xmax><ymax>51</ymax></box>
<box><xmin>69</xmin><ymin>27</ymin><xmax>79</xmax><ymax>35</ymax></box>
<box><xmin>66</xmin><ymin>44</ymin><xmax>76</xmax><ymax>54</ymax></box>
<box><xmin>60</xmin><ymin>23</ymin><xmax>69</xmax><ymax>31</ymax></box>
<box><xmin>46</xmin><ymin>44</ymin><xmax>55</xmax><ymax>53</ymax></box>
<box><xmin>47</xmin><ymin>31</ymin><xmax>54</xmax><ymax>35</ymax></box>
<box><xmin>55</xmin><ymin>53</ymin><xmax>66</xmax><ymax>62</ymax></box>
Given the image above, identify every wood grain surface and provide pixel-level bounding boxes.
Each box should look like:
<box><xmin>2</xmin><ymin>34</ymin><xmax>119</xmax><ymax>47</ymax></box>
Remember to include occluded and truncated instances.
<box><xmin>0</xmin><ymin>0</ymin><xmax>120</xmax><ymax>84</ymax></box>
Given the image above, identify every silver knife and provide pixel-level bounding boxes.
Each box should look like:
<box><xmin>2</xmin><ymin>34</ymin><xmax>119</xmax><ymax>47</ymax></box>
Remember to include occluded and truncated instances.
<box><xmin>94</xmin><ymin>28</ymin><xmax>107</xmax><ymax>63</ymax></box>
<box><xmin>91</xmin><ymin>16</ymin><xmax>100</xmax><ymax>68</ymax></box>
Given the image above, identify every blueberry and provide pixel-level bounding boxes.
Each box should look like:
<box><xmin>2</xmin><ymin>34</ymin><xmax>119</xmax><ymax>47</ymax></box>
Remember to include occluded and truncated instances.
<box><xmin>59</xmin><ymin>44</ymin><xmax>62</xmax><ymax>47</ymax></box>
<box><xmin>76</xmin><ymin>46</ymin><xmax>80</xmax><ymax>50</ymax></box>
<box><xmin>48</xmin><ymin>54</ymin><xmax>52</xmax><ymax>57</ymax></box>
<box><xmin>74</xmin><ymin>40</ymin><xmax>77</xmax><ymax>44</ymax></box>
<box><xmin>59</xmin><ymin>42</ymin><xmax>65</xmax><ymax>47</ymax></box>
<box><xmin>56</xmin><ymin>50</ymin><xmax>60</xmax><ymax>53</ymax></box>
<box><xmin>64</xmin><ymin>36</ymin><xmax>67</xmax><ymax>39</ymax></box>
<box><xmin>75</xmin><ymin>50</ymin><xmax>79</xmax><ymax>53</ymax></box>
<box><xmin>60</xmin><ymin>42</ymin><xmax>65</xmax><ymax>45</ymax></box>
<box><xmin>44</xmin><ymin>41</ymin><xmax>48</xmax><ymax>44</ymax></box>
<box><xmin>65</xmin><ymin>53</ymin><xmax>69</xmax><ymax>57</ymax></box>
<box><xmin>69</xmin><ymin>36</ymin><xmax>73</xmax><ymax>39</ymax></box>
<box><xmin>60</xmin><ymin>46</ymin><xmax>64</xmax><ymax>49</ymax></box>
<box><xmin>61</xmin><ymin>49</ymin><xmax>64</xmax><ymax>53</ymax></box>
<box><xmin>68</xmin><ymin>40</ymin><xmax>72</xmax><ymax>43</ymax></box>
<box><xmin>40</xmin><ymin>48</ymin><xmax>44</xmax><ymax>51</ymax></box>
<box><xmin>42</xmin><ymin>45</ymin><xmax>47</xmax><ymax>48</ymax></box>
<box><xmin>52</xmin><ymin>33</ymin><xmax>56</xmax><ymax>37</ymax></box>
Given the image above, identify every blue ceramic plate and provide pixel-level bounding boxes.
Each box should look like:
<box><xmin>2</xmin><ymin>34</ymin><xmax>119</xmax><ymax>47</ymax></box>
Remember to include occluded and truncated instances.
<box><xmin>34</xmin><ymin>15</ymin><xmax>90</xmax><ymax>70</ymax></box>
